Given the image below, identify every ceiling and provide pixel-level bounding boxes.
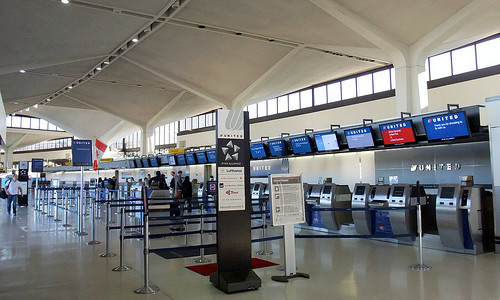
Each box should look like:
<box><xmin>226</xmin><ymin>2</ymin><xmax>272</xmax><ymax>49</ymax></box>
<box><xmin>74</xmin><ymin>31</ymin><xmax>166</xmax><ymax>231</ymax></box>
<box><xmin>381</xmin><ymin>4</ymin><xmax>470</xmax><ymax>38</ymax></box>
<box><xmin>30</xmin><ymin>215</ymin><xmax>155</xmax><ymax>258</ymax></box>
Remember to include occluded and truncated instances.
<box><xmin>1</xmin><ymin>0</ymin><xmax>499</xmax><ymax>148</ymax></box>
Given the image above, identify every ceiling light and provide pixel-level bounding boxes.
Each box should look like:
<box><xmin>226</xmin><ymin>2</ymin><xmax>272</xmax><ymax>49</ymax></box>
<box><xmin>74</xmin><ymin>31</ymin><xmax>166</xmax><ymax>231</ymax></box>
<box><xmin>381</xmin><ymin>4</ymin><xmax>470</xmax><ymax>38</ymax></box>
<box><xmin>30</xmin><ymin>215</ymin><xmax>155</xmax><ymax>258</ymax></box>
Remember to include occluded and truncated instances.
<box><xmin>103</xmin><ymin>60</ymin><xmax>110</xmax><ymax>65</ymax></box>
<box><xmin>132</xmin><ymin>37</ymin><xmax>139</xmax><ymax>43</ymax></box>
<box><xmin>33</xmin><ymin>104</ymin><xmax>38</xmax><ymax>108</ymax></box>
<box><xmin>19</xmin><ymin>69</ymin><xmax>26</xmax><ymax>73</ymax></box>
<box><xmin>26</xmin><ymin>107</ymin><xmax>30</xmax><ymax>112</ymax></box>
<box><xmin>14</xmin><ymin>101</ymin><xmax>19</xmax><ymax>105</ymax></box>
<box><xmin>61</xmin><ymin>0</ymin><xmax>69</xmax><ymax>4</ymax></box>
<box><xmin>68</xmin><ymin>85</ymin><xmax>73</xmax><ymax>89</ymax></box>
<box><xmin>46</xmin><ymin>98</ymin><xmax>51</xmax><ymax>102</ymax></box>
<box><xmin>96</xmin><ymin>66</ymin><xmax>102</xmax><ymax>71</ymax></box>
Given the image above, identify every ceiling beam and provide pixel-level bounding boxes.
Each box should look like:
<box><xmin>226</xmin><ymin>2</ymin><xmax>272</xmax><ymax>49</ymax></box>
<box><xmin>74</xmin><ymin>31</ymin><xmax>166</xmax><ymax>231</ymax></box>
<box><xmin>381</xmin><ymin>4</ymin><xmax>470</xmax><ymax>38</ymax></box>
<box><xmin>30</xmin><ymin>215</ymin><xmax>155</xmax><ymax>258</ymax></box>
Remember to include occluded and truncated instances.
<box><xmin>121</xmin><ymin>56</ymin><xmax>230</xmax><ymax>109</ymax></box>
<box><xmin>232</xmin><ymin>45</ymin><xmax>305</xmax><ymax>109</ymax></box>
<box><xmin>29</xmin><ymin>110</ymin><xmax>92</xmax><ymax>140</ymax></box>
<box><xmin>147</xmin><ymin>90</ymin><xmax>186</xmax><ymax>129</ymax></box>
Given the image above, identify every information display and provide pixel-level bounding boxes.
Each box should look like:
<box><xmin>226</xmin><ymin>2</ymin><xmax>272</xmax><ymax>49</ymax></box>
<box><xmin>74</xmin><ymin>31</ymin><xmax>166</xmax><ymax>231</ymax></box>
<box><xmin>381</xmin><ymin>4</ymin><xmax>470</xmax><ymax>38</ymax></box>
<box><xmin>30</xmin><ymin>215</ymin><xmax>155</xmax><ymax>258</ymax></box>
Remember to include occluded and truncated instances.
<box><xmin>167</xmin><ymin>155</ymin><xmax>176</xmax><ymax>166</ymax></box>
<box><xmin>218</xmin><ymin>167</ymin><xmax>245</xmax><ymax>211</ymax></box>
<box><xmin>314</xmin><ymin>132</ymin><xmax>340</xmax><ymax>151</ymax></box>
<box><xmin>19</xmin><ymin>161</ymin><xmax>29</xmax><ymax>170</ymax></box>
<box><xmin>423</xmin><ymin>111</ymin><xmax>470</xmax><ymax>141</ymax></box>
<box><xmin>290</xmin><ymin>136</ymin><xmax>313</xmax><ymax>154</ymax></box>
<box><xmin>206</xmin><ymin>150</ymin><xmax>217</xmax><ymax>163</ymax></box>
<box><xmin>250</xmin><ymin>143</ymin><xmax>268</xmax><ymax>159</ymax></box>
<box><xmin>149</xmin><ymin>157</ymin><xmax>159</xmax><ymax>167</ymax></box>
<box><xmin>269</xmin><ymin>174</ymin><xmax>305</xmax><ymax>226</ymax></box>
<box><xmin>141</xmin><ymin>157</ymin><xmax>150</xmax><ymax>168</ymax></box>
<box><xmin>345</xmin><ymin>127</ymin><xmax>375</xmax><ymax>149</ymax></box>
<box><xmin>185</xmin><ymin>152</ymin><xmax>196</xmax><ymax>165</ymax></box>
<box><xmin>380</xmin><ymin>120</ymin><xmax>416</xmax><ymax>145</ymax></box>
<box><xmin>128</xmin><ymin>160</ymin><xmax>136</xmax><ymax>168</ymax></box>
<box><xmin>134</xmin><ymin>158</ymin><xmax>143</xmax><ymax>168</ymax></box>
<box><xmin>268</xmin><ymin>140</ymin><xmax>288</xmax><ymax>156</ymax></box>
<box><xmin>31</xmin><ymin>158</ymin><xmax>44</xmax><ymax>172</ymax></box>
<box><xmin>196</xmin><ymin>151</ymin><xmax>208</xmax><ymax>164</ymax></box>
<box><xmin>72</xmin><ymin>139</ymin><xmax>92</xmax><ymax>166</ymax></box>
<box><xmin>176</xmin><ymin>153</ymin><xmax>186</xmax><ymax>165</ymax></box>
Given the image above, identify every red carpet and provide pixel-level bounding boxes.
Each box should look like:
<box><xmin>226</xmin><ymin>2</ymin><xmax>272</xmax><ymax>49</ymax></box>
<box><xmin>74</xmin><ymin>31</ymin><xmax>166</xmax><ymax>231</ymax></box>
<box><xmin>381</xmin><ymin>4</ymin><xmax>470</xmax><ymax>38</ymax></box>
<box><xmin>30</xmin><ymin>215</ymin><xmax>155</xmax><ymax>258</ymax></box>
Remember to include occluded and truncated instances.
<box><xmin>186</xmin><ymin>258</ymin><xmax>279</xmax><ymax>276</ymax></box>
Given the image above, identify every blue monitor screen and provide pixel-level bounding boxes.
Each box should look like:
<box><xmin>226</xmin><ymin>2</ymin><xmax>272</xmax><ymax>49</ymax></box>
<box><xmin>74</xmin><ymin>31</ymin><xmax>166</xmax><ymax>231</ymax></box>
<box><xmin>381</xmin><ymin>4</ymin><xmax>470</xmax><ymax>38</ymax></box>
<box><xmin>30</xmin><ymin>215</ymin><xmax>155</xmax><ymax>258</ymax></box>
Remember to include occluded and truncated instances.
<box><xmin>345</xmin><ymin>127</ymin><xmax>375</xmax><ymax>149</ymax></box>
<box><xmin>314</xmin><ymin>132</ymin><xmax>340</xmax><ymax>151</ymax></box>
<box><xmin>206</xmin><ymin>150</ymin><xmax>217</xmax><ymax>163</ymax></box>
<box><xmin>149</xmin><ymin>157</ymin><xmax>159</xmax><ymax>167</ymax></box>
<box><xmin>196</xmin><ymin>152</ymin><xmax>208</xmax><ymax>164</ymax></box>
<box><xmin>141</xmin><ymin>158</ymin><xmax>150</xmax><ymax>168</ymax></box>
<box><xmin>167</xmin><ymin>155</ymin><xmax>176</xmax><ymax>166</ymax></box>
<box><xmin>250</xmin><ymin>143</ymin><xmax>267</xmax><ymax>159</ymax></box>
<box><xmin>290</xmin><ymin>136</ymin><xmax>313</xmax><ymax>154</ymax></box>
<box><xmin>176</xmin><ymin>154</ymin><xmax>186</xmax><ymax>165</ymax></box>
<box><xmin>185</xmin><ymin>153</ymin><xmax>196</xmax><ymax>165</ymax></box>
<box><xmin>128</xmin><ymin>160</ymin><xmax>135</xmax><ymax>168</ymax></box>
<box><xmin>423</xmin><ymin>111</ymin><xmax>470</xmax><ymax>141</ymax></box>
<box><xmin>135</xmin><ymin>158</ymin><xmax>143</xmax><ymax>168</ymax></box>
<box><xmin>268</xmin><ymin>140</ymin><xmax>288</xmax><ymax>156</ymax></box>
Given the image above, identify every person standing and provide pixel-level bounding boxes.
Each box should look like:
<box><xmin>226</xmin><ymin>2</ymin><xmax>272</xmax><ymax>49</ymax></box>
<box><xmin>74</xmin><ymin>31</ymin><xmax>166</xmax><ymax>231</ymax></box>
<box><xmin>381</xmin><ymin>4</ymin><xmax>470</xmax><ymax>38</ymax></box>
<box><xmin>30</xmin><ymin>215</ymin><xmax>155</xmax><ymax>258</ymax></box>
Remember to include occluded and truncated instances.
<box><xmin>6</xmin><ymin>175</ymin><xmax>23</xmax><ymax>216</ymax></box>
<box><xmin>182</xmin><ymin>175</ymin><xmax>193</xmax><ymax>213</ymax></box>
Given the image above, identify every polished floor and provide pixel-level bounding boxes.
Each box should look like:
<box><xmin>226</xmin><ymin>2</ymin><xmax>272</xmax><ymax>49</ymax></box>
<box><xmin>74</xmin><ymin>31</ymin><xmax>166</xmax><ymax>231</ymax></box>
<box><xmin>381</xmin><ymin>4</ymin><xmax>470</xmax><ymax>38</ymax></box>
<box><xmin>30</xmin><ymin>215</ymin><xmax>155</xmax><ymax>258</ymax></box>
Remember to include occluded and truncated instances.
<box><xmin>1</xmin><ymin>200</ymin><xmax>500</xmax><ymax>300</ymax></box>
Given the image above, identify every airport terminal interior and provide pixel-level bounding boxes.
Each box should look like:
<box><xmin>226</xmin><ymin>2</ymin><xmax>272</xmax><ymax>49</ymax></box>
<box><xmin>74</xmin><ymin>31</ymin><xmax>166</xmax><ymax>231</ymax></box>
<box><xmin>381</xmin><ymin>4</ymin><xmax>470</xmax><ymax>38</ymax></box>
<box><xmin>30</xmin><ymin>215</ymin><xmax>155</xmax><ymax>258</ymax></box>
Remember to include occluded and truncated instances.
<box><xmin>2</xmin><ymin>1</ymin><xmax>500</xmax><ymax>299</ymax></box>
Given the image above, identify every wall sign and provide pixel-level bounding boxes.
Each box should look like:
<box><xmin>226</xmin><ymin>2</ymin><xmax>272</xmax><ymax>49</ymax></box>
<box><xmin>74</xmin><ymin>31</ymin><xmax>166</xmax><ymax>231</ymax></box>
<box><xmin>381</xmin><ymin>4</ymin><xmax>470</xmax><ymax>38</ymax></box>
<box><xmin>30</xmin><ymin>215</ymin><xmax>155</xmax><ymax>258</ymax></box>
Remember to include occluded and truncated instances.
<box><xmin>250</xmin><ymin>159</ymin><xmax>289</xmax><ymax>177</ymax></box>
<box><xmin>269</xmin><ymin>174</ymin><xmax>305</xmax><ymax>226</ymax></box>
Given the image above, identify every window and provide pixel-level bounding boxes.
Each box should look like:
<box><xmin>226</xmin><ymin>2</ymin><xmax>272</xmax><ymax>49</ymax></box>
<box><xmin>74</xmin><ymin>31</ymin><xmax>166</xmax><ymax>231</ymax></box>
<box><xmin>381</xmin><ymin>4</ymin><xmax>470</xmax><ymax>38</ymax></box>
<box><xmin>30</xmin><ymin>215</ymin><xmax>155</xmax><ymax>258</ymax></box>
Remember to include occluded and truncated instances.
<box><xmin>341</xmin><ymin>78</ymin><xmax>356</xmax><ymax>100</ymax></box>
<box><xmin>267</xmin><ymin>98</ymin><xmax>277</xmax><ymax>115</ymax></box>
<box><xmin>31</xmin><ymin>118</ymin><xmax>40</xmax><ymax>129</ymax></box>
<box><xmin>257</xmin><ymin>101</ymin><xmax>267</xmax><ymax>117</ymax></box>
<box><xmin>314</xmin><ymin>86</ymin><xmax>327</xmax><ymax>106</ymax></box>
<box><xmin>11</xmin><ymin>116</ymin><xmax>21</xmax><ymax>127</ymax></box>
<box><xmin>452</xmin><ymin>45</ymin><xmax>476</xmax><ymax>75</ymax></box>
<box><xmin>429</xmin><ymin>52</ymin><xmax>452</xmax><ymax>80</ymax></box>
<box><xmin>278</xmin><ymin>95</ymin><xmax>288</xmax><ymax>113</ymax></box>
<box><xmin>206</xmin><ymin>113</ymin><xmax>213</xmax><ymax>127</ymax></box>
<box><xmin>40</xmin><ymin>119</ymin><xmax>48</xmax><ymax>130</ymax></box>
<box><xmin>476</xmin><ymin>37</ymin><xmax>500</xmax><ymax>68</ymax></box>
<box><xmin>327</xmin><ymin>82</ymin><xmax>341</xmax><ymax>102</ymax></box>
<box><xmin>199</xmin><ymin>114</ymin><xmax>206</xmax><ymax>128</ymax></box>
<box><xmin>48</xmin><ymin>123</ymin><xmax>57</xmax><ymax>131</ymax></box>
<box><xmin>373</xmin><ymin>69</ymin><xmax>391</xmax><ymax>93</ymax></box>
<box><xmin>357</xmin><ymin>74</ymin><xmax>373</xmax><ymax>97</ymax></box>
<box><xmin>192</xmin><ymin>116</ymin><xmax>199</xmax><ymax>129</ymax></box>
<box><xmin>247</xmin><ymin>103</ymin><xmax>257</xmax><ymax>119</ymax></box>
<box><xmin>288</xmin><ymin>92</ymin><xmax>300</xmax><ymax>111</ymax></box>
<box><xmin>21</xmin><ymin>117</ymin><xmax>31</xmax><ymax>129</ymax></box>
<box><xmin>300</xmin><ymin>89</ymin><xmax>312</xmax><ymax>108</ymax></box>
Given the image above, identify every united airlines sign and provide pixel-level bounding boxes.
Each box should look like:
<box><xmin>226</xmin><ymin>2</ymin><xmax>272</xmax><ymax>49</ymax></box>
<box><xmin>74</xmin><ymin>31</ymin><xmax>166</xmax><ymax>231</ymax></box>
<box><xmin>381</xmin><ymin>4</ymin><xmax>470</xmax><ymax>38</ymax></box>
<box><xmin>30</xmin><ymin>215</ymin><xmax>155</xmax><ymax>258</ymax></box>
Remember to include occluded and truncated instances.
<box><xmin>410</xmin><ymin>163</ymin><xmax>461</xmax><ymax>172</ymax></box>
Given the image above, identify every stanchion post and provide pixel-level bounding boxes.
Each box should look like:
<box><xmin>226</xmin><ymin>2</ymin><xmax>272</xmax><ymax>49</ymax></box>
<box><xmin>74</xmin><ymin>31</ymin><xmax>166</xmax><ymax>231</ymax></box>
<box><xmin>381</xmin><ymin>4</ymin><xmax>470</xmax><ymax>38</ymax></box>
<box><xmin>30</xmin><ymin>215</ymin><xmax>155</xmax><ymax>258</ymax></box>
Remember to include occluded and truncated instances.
<box><xmin>99</xmin><ymin>202</ymin><xmax>116</xmax><ymax>257</ymax></box>
<box><xmin>54</xmin><ymin>189</ymin><xmax>61</xmax><ymax>222</ymax></box>
<box><xmin>134</xmin><ymin>213</ymin><xmax>160</xmax><ymax>294</ymax></box>
<box><xmin>87</xmin><ymin>192</ymin><xmax>101</xmax><ymax>245</ymax></box>
<box><xmin>257</xmin><ymin>199</ymin><xmax>273</xmax><ymax>255</ymax></box>
<box><xmin>61</xmin><ymin>189</ymin><xmax>71</xmax><ymax>227</ymax></box>
<box><xmin>112</xmin><ymin>208</ymin><xmax>132</xmax><ymax>271</ymax></box>
<box><xmin>410</xmin><ymin>181</ymin><xmax>431</xmax><ymax>271</ymax></box>
<box><xmin>47</xmin><ymin>190</ymin><xmax>54</xmax><ymax>218</ymax></box>
<box><xmin>193</xmin><ymin>203</ymin><xmax>211</xmax><ymax>263</ymax></box>
<box><xmin>75</xmin><ymin>167</ymin><xmax>88</xmax><ymax>236</ymax></box>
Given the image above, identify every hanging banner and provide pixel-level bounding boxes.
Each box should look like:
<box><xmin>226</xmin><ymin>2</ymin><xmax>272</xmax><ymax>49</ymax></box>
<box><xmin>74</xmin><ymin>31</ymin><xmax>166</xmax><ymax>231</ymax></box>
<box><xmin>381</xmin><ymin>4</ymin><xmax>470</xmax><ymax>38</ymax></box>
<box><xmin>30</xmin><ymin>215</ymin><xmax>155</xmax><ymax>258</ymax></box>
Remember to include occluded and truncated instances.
<box><xmin>93</xmin><ymin>138</ymin><xmax>108</xmax><ymax>170</ymax></box>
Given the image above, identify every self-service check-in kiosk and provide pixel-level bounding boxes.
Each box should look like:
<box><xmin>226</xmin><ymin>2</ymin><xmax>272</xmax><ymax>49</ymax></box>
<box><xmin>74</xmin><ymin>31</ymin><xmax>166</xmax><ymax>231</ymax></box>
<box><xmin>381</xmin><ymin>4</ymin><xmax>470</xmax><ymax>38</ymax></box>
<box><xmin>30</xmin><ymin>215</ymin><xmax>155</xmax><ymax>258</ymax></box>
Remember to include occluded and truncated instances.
<box><xmin>387</xmin><ymin>184</ymin><xmax>425</xmax><ymax>242</ymax></box>
<box><xmin>319</xmin><ymin>184</ymin><xmax>352</xmax><ymax>231</ymax></box>
<box><xmin>304</xmin><ymin>184</ymin><xmax>323</xmax><ymax>226</ymax></box>
<box><xmin>436</xmin><ymin>184</ymin><xmax>494</xmax><ymax>254</ymax></box>
<box><xmin>352</xmin><ymin>183</ymin><xmax>372</xmax><ymax>235</ymax></box>
<box><xmin>368</xmin><ymin>185</ymin><xmax>392</xmax><ymax>235</ymax></box>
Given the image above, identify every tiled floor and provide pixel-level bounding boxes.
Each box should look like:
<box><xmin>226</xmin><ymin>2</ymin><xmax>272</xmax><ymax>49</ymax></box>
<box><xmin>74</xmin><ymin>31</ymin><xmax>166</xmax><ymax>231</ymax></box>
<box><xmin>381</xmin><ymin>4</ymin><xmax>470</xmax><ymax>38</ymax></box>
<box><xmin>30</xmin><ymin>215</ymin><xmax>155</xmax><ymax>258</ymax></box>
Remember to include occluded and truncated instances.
<box><xmin>1</xmin><ymin>201</ymin><xmax>500</xmax><ymax>300</ymax></box>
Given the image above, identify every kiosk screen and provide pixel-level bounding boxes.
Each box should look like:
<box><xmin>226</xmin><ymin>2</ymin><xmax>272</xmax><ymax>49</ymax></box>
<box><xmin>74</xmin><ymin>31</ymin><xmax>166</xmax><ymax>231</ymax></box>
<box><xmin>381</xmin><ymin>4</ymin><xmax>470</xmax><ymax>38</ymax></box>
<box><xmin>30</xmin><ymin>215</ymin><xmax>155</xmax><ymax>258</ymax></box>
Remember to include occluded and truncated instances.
<box><xmin>423</xmin><ymin>111</ymin><xmax>470</xmax><ymax>141</ymax></box>
<box><xmin>322</xmin><ymin>185</ymin><xmax>332</xmax><ymax>194</ymax></box>
<box><xmin>392</xmin><ymin>186</ymin><xmax>405</xmax><ymax>197</ymax></box>
<box><xmin>196</xmin><ymin>152</ymin><xmax>207</xmax><ymax>164</ymax></box>
<box><xmin>185</xmin><ymin>153</ymin><xmax>196</xmax><ymax>165</ymax></box>
<box><xmin>250</xmin><ymin>143</ymin><xmax>268</xmax><ymax>159</ymax></box>
<box><xmin>290</xmin><ymin>136</ymin><xmax>313</xmax><ymax>154</ymax></box>
<box><xmin>440</xmin><ymin>187</ymin><xmax>456</xmax><ymax>199</ymax></box>
<box><xmin>314</xmin><ymin>132</ymin><xmax>340</xmax><ymax>151</ymax></box>
<box><xmin>380</xmin><ymin>120</ymin><xmax>416</xmax><ymax>145</ymax></box>
<box><xmin>345</xmin><ymin>127</ymin><xmax>375</xmax><ymax>149</ymax></box>
<box><xmin>355</xmin><ymin>185</ymin><xmax>366</xmax><ymax>195</ymax></box>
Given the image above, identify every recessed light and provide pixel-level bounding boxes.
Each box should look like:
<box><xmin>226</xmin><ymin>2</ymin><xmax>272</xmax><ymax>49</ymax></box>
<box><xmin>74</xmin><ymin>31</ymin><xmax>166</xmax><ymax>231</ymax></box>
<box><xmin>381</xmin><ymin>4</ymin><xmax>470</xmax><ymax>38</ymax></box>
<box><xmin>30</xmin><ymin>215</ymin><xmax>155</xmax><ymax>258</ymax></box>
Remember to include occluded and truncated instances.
<box><xmin>61</xmin><ymin>0</ymin><xmax>69</xmax><ymax>4</ymax></box>
<box><xmin>132</xmin><ymin>37</ymin><xmax>139</xmax><ymax>43</ymax></box>
<box><xmin>14</xmin><ymin>101</ymin><xmax>19</xmax><ymax>105</ymax></box>
<box><xmin>96</xmin><ymin>66</ymin><xmax>102</xmax><ymax>71</ymax></box>
<box><xmin>103</xmin><ymin>60</ymin><xmax>110</xmax><ymax>65</ymax></box>
<box><xmin>68</xmin><ymin>85</ymin><xmax>73</xmax><ymax>89</ymax></box>
<box><xmin>19</xmin><ymin>69</ymin><xmax>26</xmax><ymax>73</ymax></box>
<box><xmin>33</xmin><ymin>104</ymin><xmax>38</xmax><ymax>108</ymax></box>
<box><xmin>26</xmin><ymin>107</ymin><xmax>30</xmax><ymax>111</ymax></box>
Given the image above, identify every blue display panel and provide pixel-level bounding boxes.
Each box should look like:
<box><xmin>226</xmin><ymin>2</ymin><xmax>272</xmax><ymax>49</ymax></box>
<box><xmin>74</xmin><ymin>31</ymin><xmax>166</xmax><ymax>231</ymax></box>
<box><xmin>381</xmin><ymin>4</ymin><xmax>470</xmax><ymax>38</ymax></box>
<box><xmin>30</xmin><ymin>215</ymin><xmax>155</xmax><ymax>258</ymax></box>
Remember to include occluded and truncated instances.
<box><xmin>128</xmin><ymin>160</ymin><xmax>135</xmax><ymax>168</ymax></box>
<box><xmin>149</xmin><ymin>157</ymin><xmax>159</xmax><ymax>167</ymax></box>
<box><xmin>290</xmin><ymin>136</ymin><xmax>313</xmax><ymax>154</ymax></box>
<box><xmin>31</xmin><ymin>158</ymin><xmax>44</xmax><ymax>172</ymax></box>
<box><xmin>250</xmin><ymin>143</ymin><xmax>268</xmax><ymax>159</ymax></box>
<box><xmin>72</xmin><ymin>139</ymin><xmax>92</xmax><ymax>166</ymax></box>
<box><xmin>196</xmin><ymin>151</ymin><xmax>208</xmax><ymax>164</ymax></box>
<box><xmin>268</xmin><ymin>140</ymin><xmax>288</xmax><ymax>156</ymax></box>
<box><xmin>185</xmin><ymin>153</ymin><xmax>196</xmax><ymax>164</ymax></box>
<box><xmin>423</xmin><ymin>111</ymin><xmax>470</xmax><ymax>141</ymax></box>
<box><xmin>380</xmin><ymin>120</ymin><xmax>416</xmax><ymax>145</ymax></box>
<box><xmin>345</xmin><ymin>127</ymin><xmax>375</xmax><ymax>149</ymax></box>
<box><xmin>176</xmin><ymin>153</ymin><xmax>186</xmax><ymax>165</ymax></box>
<box><xmin>314</xmin><ymin>132</ymin><xmax>340</xmax><ymax>151</ymax></box>
<box><xmin>206</xmin><ymin>150</ymin><xmax>217</xmax><ymax>163</ymax></box>
<box><xmin>167</xmin><ymin>155</ymin><xmax>176</xmax><ymax>166</ymax></box>
<box><xmin>135</xmin><ymin>158</ymin><xmax>143</xmax><ymax>168</ymax></box>
<box><xmin>141</xmin><ymin>158</ymin><xmax>150</xmax><ymax>168</ymax></box>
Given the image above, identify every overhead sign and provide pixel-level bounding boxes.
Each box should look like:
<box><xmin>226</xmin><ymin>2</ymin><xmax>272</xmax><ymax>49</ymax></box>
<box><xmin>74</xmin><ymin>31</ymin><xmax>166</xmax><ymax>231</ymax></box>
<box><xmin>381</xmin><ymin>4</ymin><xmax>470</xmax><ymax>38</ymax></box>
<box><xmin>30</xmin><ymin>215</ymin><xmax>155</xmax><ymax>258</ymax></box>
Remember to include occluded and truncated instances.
<box><xmin>168</xmin><ymin>148</ymin><xmax>185</xmax><ymax>154</ymax></box>
<box><xmin>31</xmin><ymin>158</ymin><xmax>44</xmax><ymax>172</ymax></box>
<box><xmin>72</xmin><ymin>139</ymin><xmax>93</xmax><ymax>166</ymax></box>
<box><xmin>19</xmin><ymin>161</ymin><xmax>29</xmax><ymax>170</ymax></box>
<box><xmin>269</xmin><ymin>174</ymin><xmax>305</xmax><ymax>226</ymax></box>
<box><xmin>250</xmin><ymin>159</ymin><xmax>289</xmax><ymax>177</ymax></box>
<box><xmin>217</xmin><ymin>109</ymin><xmax>244</xmax><ymax>139</ymax></box>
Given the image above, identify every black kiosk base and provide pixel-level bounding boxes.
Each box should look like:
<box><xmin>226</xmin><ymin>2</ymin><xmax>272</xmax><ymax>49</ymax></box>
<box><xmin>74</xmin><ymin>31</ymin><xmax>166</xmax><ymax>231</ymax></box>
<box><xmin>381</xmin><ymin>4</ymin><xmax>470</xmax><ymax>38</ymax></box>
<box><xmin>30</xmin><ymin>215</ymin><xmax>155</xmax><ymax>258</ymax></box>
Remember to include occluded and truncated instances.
<box><xmin>271</xmin><ymin>272</ymin><xmax>310</xmax><ymax>283</ymax></box>
<box><xmin>210</xmin><ymin>269</ymin><xmax>261</xmax><ymax>293</ymax></box>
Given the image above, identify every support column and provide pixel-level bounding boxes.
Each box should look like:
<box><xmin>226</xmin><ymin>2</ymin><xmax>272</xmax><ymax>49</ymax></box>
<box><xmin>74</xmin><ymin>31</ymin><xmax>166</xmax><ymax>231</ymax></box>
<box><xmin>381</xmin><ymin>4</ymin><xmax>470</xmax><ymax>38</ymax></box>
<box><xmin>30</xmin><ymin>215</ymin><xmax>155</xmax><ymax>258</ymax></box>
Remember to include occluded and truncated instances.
<box><xmin>3</xmin><ymin>147</ymin><xmax>13</xmax><ymax>170</ymax></box>
<box><xmin>140</xmin><ymin>126</ymin><xmax>155</xmax><ymax>156</ymax></box>
<box><xmin>393</xmin><ymin>62</ymin><xmax>427</xmax><ymax>115</ymax></box>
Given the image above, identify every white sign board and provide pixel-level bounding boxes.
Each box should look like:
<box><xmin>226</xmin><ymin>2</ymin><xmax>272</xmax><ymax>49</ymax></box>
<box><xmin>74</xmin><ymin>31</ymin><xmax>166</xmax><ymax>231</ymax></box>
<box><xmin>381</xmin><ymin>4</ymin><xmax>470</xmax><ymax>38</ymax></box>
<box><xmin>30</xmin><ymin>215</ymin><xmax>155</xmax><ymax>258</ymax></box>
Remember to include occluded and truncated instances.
<box><xmin>217</xmin><ymin>109</ymin><xmax>244</xmax><ymax>139</ymax></box>
<box><xmin>217</xmin><ymin>166</ymin><xmax>245</xmax><ymax>211</ymax></box>
<box><xmin>269</xmin><ymin>174</ymin><xmax>305</xmax><ymax>226</ymax></box>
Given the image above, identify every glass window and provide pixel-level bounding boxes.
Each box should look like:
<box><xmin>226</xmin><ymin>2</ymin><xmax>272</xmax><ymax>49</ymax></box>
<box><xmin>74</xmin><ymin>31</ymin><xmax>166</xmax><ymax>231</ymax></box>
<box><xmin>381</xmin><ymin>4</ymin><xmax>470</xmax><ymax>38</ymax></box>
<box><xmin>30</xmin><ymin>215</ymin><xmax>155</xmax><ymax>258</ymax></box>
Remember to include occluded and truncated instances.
<box><xmin>373</xmin><ymin>69</ymin><xmax>391</xmax><ymax>93</ymax></box>
<box><xmin>39</xmin><ymin>119</ymin><xmax>48</xmax><ymax>130</ymax></box>
<box><xmin>185</xmin><ymin>118</ymin><xmax>191</xmax><ymax>131</ymax></box>
<box><xmin>173</xmin><ymin>122</ymin><xmax>178</xmax><ymax>143</ymax></box>
<box><xmin>476</xmin><ymin>37</ymin><xmax>500</xmax><ymax>69</ymax></box>
<box><xmin>314</xmin><ymin>86</ymin><xmax>327</xmax><ymax>106</ymax></box>
<box><xmin>247</xmin><ymin>103</ymin><xmax>257</xmax><ymax>119</ymax></box>
<box><xmin>21</xmin><ymin>117</ymin><xmax>31</xmax><ymax>129</ymax></box>
<box><xmin>179</xmin><ymin>119</ymin><xmax>185</xmax><ymax>132</ymax></box>
<box><xmin>341</xmin><ymin>78</ymin><xmax>356</xmax><ymax>100</ymax></box>
<box><xmin>267</xmin><ymin>98</ymin><xmax>277</xmax><ymax>115</ymax></box>
<box><xmin>192</xmin><ymin>116</ymin><xmax>199</xmax><ymax>129</ymax></box>
<box><xmin>289</xmin><ymin>92</ymin><xmax>300</xmax><ymax>111</ymax></box>
<box><xmin>357</xmin><ymin>74</ymin><xmax>373</xmax><ymax>96</ymax></box>
<box><xmin>300</xmin><ymin>89</ymin><xmax>312</xmax><ymax>108</ymax></box>
<box><xmin>6</xmin><ymin>115</ymin><xmax>12</xmax><ymax>127</ymax></box>
<box><xmin>31</xmin><ymin>118</ymin><xmax>40</xmax><ymax>129</ymax></box>
<box><xmin>257</xmin><ymin>101</ymin><xmax>267</xmax><ymax>117</ymax></box>
<box><xmin>278</xmin><ymin>96</ymin><xmax>288</xmax><ymax>113</ymax></box>
<box><xmin>429</xmin><ymin>52</ymin><xmax>452</xmax><ymax>80</ymax></box>
<box><xmin>154</xmin><ymin>127</ymin><xmax>160</xmax><ymax>145</ymax></box>
<box><xmin>48</xmin><ymin>123</ymin><xmax>57</xmax><ymax>131</ymax></box>
<box><xmin>11</xmin><ymin>116</ymin><xmax>21</xmax><ymax>128</ymax></box>
<box><xmin>391</xmin><ymin>67</ymin><xmax>396</xmax><ymax>89</ymax></box>
<box><xmin>159</xmin><ymin>125</ymin><xmax>165</xmax><ymax>145</ymax></box>
<box><xmin>327</xmin><ymin>82</ymin><xmax>341</xmax><ymax>102</ymax></box>
<box><xmin>452</xmin><ymin>45</ymin><xmax>476</xmax><ymax>75</ymax></box>
<box><xmin>199</xmin><ymin>114</ymin><xmax>206</xmax><ymax>128</ymax></box>
<box><xmin>206</xmin><ymin>113</ymin><xmax>213</xmax><ymax>127</ymax></box>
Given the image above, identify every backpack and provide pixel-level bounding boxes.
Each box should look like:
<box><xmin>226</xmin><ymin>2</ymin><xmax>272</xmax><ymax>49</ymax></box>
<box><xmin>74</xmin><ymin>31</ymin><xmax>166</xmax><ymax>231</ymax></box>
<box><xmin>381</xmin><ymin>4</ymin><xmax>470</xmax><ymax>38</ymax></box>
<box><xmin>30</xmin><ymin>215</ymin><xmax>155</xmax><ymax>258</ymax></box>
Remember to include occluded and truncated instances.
<box><xmin>0</xmin><ymin>180</ymin><xmax>10</xmax><ymax>199</ymax></box>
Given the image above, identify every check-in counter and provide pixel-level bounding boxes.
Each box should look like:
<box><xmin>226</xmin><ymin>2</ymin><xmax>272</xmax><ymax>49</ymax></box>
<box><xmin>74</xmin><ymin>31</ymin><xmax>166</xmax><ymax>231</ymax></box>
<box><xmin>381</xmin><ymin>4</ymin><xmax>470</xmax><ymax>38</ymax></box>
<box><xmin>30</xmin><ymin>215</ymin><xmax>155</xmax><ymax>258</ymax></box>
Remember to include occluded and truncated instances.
<box><xmin>304</xmin><ymin>183</ymin><xmax>322</xmax><ymax>226</ymax></box>
<box><xmin>387</xmin><ymin>184</ymin><xmax>425</xmax><ymax>242</ymax></box>
<box><xmin>436</xmin><ymin>184</ymin><xmax>494</xmax><ymax>254</ymax></box>
<box><xmin>319</xmin><ymin>183</ymin><xmax>352</xmax><ymax>231</ymax></box>
<box><xmin>352</xmin><ymin>183</ymin><xmax>372</xmax><ymax>235</ymax></box>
